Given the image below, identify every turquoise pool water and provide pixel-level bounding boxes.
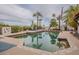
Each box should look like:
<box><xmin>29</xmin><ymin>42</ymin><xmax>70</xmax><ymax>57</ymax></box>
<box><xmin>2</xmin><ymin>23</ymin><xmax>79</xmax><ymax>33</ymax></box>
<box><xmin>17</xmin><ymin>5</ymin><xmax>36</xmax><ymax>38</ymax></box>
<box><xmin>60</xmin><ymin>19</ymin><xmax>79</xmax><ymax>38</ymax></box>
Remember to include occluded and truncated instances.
<box><xmin>15</xmin><ymin>32</ymin><xmax>63</xmax><ymax>52</ymax></box>
<box><xmin>0</xmin><ymin>41</ymin><xmax>16</xmax><ymax>52</ymax></box>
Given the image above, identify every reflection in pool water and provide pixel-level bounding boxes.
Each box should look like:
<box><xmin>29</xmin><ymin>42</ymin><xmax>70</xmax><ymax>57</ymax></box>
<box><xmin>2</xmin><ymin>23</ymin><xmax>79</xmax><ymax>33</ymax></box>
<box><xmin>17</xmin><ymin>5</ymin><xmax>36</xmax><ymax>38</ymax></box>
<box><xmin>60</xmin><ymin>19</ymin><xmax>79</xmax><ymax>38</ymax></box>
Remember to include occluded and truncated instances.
<box><xmin>15</xmin><ymin>32</ymin><xmax>67</xmax><ymax>52</ymax></box>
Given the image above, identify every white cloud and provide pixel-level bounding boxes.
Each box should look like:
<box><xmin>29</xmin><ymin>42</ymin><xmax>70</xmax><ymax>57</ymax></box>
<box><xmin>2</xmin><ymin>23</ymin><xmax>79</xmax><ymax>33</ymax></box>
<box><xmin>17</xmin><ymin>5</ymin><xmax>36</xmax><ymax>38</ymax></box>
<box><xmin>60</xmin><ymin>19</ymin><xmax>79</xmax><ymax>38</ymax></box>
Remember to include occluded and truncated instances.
<box><xmin>0</xmin><ymin>4</ymin><xmax>71</xmax><ymax>26</ymax></box>
<box><xmin>0</xmin><ymin>4</ymin><xmax>33</xmax><ymax>22</ymax></box>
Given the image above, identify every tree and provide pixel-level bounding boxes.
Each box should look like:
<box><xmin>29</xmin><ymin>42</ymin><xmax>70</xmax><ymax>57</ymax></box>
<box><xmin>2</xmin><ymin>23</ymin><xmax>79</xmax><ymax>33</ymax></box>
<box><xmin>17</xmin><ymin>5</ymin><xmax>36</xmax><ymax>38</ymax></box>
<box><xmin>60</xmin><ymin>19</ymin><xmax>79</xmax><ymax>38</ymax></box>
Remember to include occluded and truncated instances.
<box><xmin>64</xmin><ymin>5</ymin><xmax>79</xmax><ymax>31</ymax></box>
<box><xmin>64</xmin><ymin>19</ymin><xmax>68</xmax><ymax>30</ymax></box>
<box><xmin>57</xmin><ymin>15</ymin><xmax>61</xmax><ymax>30</ymax></box>
<box><xmin>33</xmin><ymin>12</ymin><xmax>42</xmax><ymax>29</ymax></box>
<box><xmin>49</xmin><ymin>13</ymin><xmax>58</xmax><ymax>29</ymax></box>
<box><xmin>50</xmin><ymin>19</ymin><xmax>58</xmax><ymax>28</ymax></box>
<box><xmin>31</xmin><ymin>20</ymin><xmax>34</xmax><ymax>30</ymax></box>
<box><xmin>57</xmin><ymin>7</ymin><xmax>64</xmax><ymax>30</ymax></box>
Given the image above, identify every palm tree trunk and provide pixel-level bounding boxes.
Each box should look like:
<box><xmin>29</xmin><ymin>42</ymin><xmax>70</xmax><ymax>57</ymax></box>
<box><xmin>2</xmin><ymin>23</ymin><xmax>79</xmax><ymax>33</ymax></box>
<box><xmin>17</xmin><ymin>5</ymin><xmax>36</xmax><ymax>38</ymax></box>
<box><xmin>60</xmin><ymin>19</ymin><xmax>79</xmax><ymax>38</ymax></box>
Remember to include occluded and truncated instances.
<box><xmin>65</xmin><ymin>20</ymin><xmax>67</xmax><ymax>31</ymax></box>
<box><xmin>59</xmin><ymin>7</ymin><xmax>63</xmax><ymax>30</ymax></box>
<box><xmin>37</xmin><ymin>16</ymin><xmax>39</xmax><ymax>29</ymax></box>
<box><xmin>59</xmin><ymin>19</ymin><xmax>60</xmax><ymax>30</ymax></box>
<box><xmin>75</xmin><ymin>25</ymin><xmax>78</xmax><ymax>31</ymax></box>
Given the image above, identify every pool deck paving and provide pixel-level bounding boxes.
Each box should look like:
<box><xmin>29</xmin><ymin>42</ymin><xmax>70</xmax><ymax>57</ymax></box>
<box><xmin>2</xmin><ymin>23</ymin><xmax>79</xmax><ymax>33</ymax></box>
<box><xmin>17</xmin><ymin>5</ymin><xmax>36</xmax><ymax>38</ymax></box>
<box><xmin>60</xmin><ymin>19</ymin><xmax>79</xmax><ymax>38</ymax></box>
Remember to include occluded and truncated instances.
<box><xmin>0</xmin><ymin>31</ymin><xmax>79</xmax><ymax>55</ymax></box>
<box><xmin>53</xmin><ymin>31</ymin><xmax>79</xmax><ymax>55</ymax></box>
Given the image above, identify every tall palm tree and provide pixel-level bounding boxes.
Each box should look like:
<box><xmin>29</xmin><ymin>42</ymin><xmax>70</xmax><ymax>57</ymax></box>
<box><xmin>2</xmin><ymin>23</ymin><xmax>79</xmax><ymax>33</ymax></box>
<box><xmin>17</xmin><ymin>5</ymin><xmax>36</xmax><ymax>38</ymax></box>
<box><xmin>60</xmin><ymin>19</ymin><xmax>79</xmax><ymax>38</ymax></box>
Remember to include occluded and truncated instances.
<box><xmin>57</xmin><ymin>7</ymin><xmax>63</xmax><ymax>30</ymax></box>
<box><xmin>33</xmin><ymin>12</ymin><xmax>42</xmax><ymax>29</ymax></box>
<box><xmin>63</xmin><ymin>19</ymin><xmax>68</xmax><ymax>30</ymax></box>
<box><xmin>57</xmin><ymin>15</ymin><xmax>61</xmax><ymax>30</ymax></box>
<box><xmin>64</xmin><ymin>5</ymin><xmax>79</xmax><ymax>31</ymax></box>
<box><xmin>31</xmin><ymin>20</ymin><xmax>34</xmax><ymax>30</ymax></box>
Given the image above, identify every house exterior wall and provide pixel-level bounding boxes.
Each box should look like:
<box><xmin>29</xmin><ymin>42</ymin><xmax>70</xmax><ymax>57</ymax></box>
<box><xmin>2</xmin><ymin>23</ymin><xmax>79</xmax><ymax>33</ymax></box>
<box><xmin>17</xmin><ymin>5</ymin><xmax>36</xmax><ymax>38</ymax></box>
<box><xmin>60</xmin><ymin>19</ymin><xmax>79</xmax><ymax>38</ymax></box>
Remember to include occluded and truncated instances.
<box><xmin>2</xmin><ymin>27</ymin><xmax>11</xmax><ymax>35</ymax></box>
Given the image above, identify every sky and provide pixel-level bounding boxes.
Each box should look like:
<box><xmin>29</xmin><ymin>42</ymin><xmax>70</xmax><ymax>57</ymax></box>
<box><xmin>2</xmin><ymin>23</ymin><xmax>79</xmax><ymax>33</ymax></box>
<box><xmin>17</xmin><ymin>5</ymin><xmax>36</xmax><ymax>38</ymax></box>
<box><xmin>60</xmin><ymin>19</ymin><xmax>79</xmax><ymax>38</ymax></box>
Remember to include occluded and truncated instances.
<box><xmin>0</xmin><ymin>4</ymin><xmax>72</xmax><ymax>26</ymax></box>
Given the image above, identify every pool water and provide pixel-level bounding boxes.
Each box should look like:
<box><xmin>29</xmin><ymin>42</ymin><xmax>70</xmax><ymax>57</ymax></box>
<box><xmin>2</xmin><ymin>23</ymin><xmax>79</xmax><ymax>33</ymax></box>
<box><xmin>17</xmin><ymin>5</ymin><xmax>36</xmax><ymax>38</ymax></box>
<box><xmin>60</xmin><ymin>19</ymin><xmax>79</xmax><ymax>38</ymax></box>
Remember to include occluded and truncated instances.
<box><xmin>15</xmin><ymin>32</ymin><xmax>64</xmax><ymax>52</ymax></box>
<box><xmin>0</xmin><ymin>41</ymin><xmax>16</xmax><ymax>52</ymax></box>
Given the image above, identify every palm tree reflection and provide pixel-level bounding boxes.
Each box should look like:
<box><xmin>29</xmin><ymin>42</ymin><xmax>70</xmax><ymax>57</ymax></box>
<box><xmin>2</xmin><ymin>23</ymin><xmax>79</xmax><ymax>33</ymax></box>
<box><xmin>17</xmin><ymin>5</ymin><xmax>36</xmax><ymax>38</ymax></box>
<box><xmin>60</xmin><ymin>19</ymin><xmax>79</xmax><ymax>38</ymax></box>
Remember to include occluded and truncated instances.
<box><xmin>30</xmin><ymin>33</ymin><xmax>43</xmax><ymax>49</ymax></box>
<box><xmin>49</xmin><ymin>32</ymin><xmax>57</xmax><ymax>44</ymax></box>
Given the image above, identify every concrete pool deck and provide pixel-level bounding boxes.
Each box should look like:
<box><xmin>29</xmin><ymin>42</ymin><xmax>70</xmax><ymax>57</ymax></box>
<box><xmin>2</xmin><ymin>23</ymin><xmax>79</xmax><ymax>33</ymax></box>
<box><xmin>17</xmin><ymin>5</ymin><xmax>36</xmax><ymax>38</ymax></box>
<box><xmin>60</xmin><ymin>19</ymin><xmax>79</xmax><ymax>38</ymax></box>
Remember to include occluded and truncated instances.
<box><xmin>53</xmin><ymin>31</ymin><xmax>79</xmax><ymax>55</ymax></box>
<box><xmin>0</xmin><ymin>31</ymin><xmax>79</xmax><ymax>55</ymax></box>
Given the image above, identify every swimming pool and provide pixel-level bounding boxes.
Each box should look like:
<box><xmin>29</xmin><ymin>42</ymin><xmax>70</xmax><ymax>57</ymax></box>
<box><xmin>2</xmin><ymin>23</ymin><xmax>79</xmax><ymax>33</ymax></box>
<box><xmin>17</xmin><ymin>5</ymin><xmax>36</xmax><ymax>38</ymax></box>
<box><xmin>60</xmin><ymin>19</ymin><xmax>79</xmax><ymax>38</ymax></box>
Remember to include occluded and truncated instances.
<box><xmin>14</xmin><ymin>32</ymin><xmax>67</xmax><ymax>52</ymax></box>
<box><xmin>0</xmin><ymin>41</ymin><xmax>16</xmax><ymax>52</ymax></box>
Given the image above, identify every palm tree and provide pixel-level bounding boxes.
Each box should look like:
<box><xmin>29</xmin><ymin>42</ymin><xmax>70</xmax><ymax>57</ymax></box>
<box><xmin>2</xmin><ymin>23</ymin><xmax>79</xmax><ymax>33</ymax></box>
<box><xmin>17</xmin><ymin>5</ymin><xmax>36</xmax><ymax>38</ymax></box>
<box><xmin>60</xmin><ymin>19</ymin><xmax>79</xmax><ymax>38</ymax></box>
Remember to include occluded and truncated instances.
<box><xmin>31</xmin><ymin>20</ymin><xmax>34</xmax><ymax>30</ymax></box>
<box><xmin>57</xmin><ymin>7</ymin><xmax>64</xmax><ymax>30</ymax></box>
<box><xmin>64</xmin><ymin>5</ymin><xmax>79</xmax><ymax>31</ymax></box>
<box><xmin>33</xmin><ymin>12</ymin><xmax>42</xmax><ymax>29</ymax></box>
<box><xmin>57</xmin><ymin>15</ymin><xmax>61</xmax><ymax>30</ymax></box>
<box><xmin>64</xmin><ymin>19</ymin><xmax>68</xmax><ymax>30</ymax></box>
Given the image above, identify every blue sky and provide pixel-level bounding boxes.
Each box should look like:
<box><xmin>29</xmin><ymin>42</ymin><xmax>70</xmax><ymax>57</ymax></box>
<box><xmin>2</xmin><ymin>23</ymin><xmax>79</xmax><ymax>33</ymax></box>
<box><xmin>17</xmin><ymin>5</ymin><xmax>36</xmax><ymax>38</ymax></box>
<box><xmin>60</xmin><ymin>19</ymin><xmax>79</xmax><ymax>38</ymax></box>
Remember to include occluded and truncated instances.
<box><xmin>0</xmin><ymin>4</ymin><xmax>72</xmax><ymax>26</ymax></box>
